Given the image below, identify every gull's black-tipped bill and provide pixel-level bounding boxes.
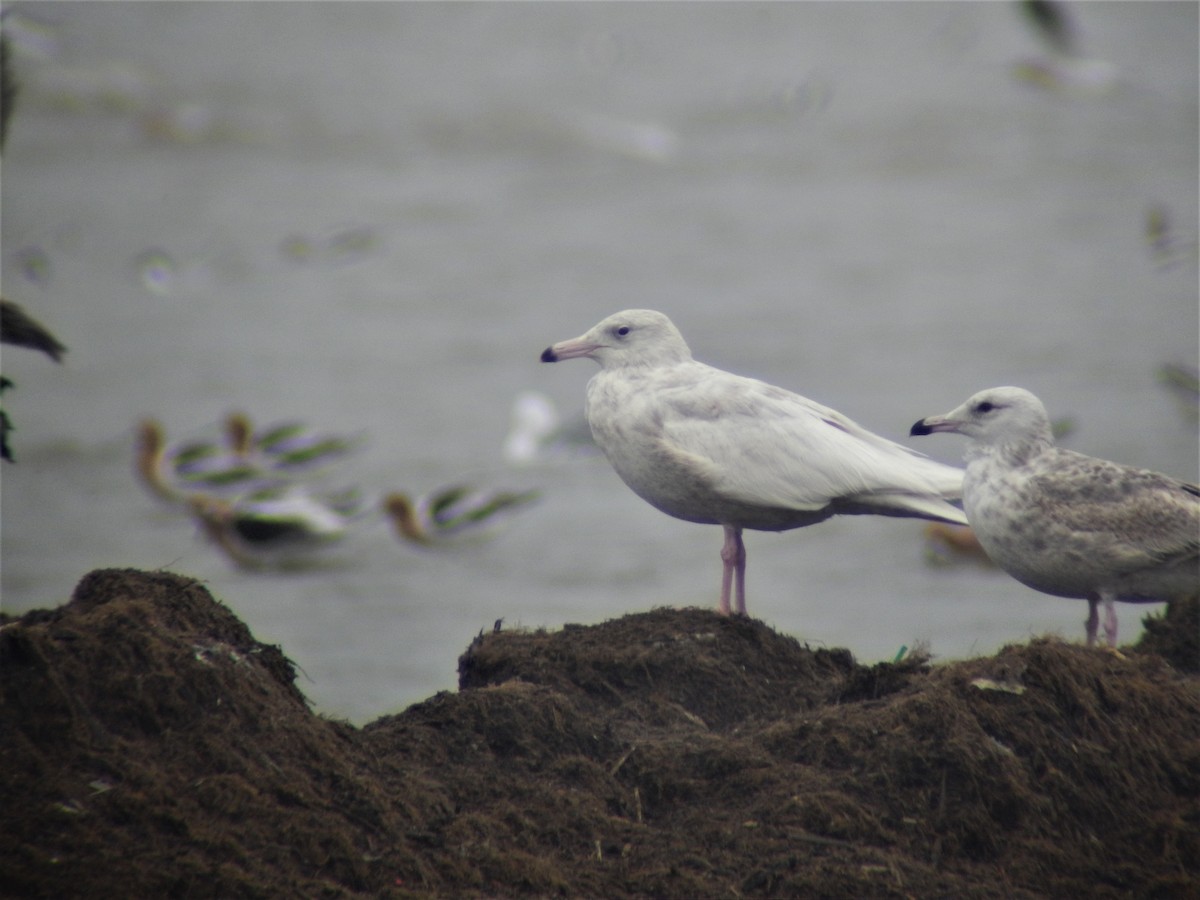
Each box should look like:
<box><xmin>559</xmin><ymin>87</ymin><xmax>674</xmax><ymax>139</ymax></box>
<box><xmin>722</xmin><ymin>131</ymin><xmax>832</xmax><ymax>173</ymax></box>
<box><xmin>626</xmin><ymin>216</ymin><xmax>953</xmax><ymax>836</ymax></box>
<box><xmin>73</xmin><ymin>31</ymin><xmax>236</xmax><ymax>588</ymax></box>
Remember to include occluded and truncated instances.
<box><xmin>540</xmin><ymin>347</ymin><xmax>558</xmax><ymax>363</ymax></box>
<box><xmin>910</xmin><ymin>419</ymin><xmax>934</xmax><ymax>437</ymax></box>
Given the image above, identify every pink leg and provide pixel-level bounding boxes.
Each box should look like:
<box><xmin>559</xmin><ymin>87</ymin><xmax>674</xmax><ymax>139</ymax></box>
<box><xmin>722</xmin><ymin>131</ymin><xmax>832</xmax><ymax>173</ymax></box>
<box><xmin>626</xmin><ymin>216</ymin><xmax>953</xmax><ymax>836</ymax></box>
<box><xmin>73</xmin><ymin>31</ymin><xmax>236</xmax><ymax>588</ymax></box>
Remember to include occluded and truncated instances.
<box><xmin>719</xmin><ymin>525</ymin><xmax>747</xmax><ymax>616</ymax></box>
<box><xmin>1084</xmin><ymin>596</ymin><xmax>1099</xmax><ymax>646</ymax></box>
<box><xmin>1101</xmin><ymin>594</ymin><xmax>1119</xmax><ymax>647</ymax></box>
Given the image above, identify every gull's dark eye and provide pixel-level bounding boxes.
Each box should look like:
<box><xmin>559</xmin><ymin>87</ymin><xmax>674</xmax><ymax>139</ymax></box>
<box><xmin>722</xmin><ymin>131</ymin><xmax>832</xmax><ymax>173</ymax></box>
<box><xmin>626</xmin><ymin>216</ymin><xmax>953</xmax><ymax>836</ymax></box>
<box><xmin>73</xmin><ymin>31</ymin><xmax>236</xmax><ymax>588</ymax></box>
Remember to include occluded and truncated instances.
<box><xmin>975</xmin><ymin>401</ymin><xmax>995</xmax><ymax>414</ymax></box>
<box><xmin>615</xmin><ymin>325</ymin><xmax>630</xmax><ymax>337</ymax></box>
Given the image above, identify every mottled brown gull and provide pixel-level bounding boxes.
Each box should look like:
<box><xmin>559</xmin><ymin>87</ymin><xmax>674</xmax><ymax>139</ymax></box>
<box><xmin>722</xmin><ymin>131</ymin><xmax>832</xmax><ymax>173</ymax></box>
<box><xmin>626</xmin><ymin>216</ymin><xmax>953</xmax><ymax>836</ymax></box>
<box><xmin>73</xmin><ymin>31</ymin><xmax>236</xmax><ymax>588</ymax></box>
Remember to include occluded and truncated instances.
<box><xmin>911</xmin><ymin>386</ymin><xmax>1200</xmax><ymax>646</ymax></box>
<box><xmin>540</xmin><ymin>309</ymin><xmax>967</xmax><ymax>616</ymax></box>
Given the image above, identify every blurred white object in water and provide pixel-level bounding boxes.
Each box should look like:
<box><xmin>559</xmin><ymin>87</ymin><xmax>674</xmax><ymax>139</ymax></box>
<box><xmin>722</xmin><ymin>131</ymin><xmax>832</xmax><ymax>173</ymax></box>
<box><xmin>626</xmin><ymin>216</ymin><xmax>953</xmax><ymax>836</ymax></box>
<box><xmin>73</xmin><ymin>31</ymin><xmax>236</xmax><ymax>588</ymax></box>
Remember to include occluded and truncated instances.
<box><xmin>558</xmin><ymin>110</ymin><xmax>679</xmax><ymax>163</ymax></box>
<box><xmin>502</xmin><ymin>390</ymin><xmax>596</xmax><ymax>465</ymax></box>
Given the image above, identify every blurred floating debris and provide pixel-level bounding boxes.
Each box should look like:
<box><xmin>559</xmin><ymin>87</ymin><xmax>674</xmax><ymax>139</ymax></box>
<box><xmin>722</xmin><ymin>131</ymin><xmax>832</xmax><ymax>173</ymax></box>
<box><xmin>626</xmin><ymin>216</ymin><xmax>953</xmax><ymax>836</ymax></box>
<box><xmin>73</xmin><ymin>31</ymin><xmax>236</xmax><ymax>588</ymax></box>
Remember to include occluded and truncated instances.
<box><xmin>278</xmin><ymin>225</ymin><xmax>381</xmax><ymax>266</ymax></box>
<box><xmin>383</xmin><ymin>485</ymin><xmax>541</xmax><ymax>547</ymax></box>
<box><xmin>558</xmin><ymin>109</ymin><xmax>679</xmax><ymax>163</ymax></box>
<box><xmin>139</xmin><ymin>101</ymin><xmax>224</xmax><ymax>144</ymax></box>
<box><xmin>136</xmin><ymin>94</ymin><xmax>278</xmax><ymax>146</ymax></box>
<box><xmin>7</xmin><ymin>16</ymin><xmax>262</xmax><ymax>147</ymax></box>
<box><xmin>1157</xmin><ymin>362</ymin><xmax>1200</xmax><ymax>421</ymax></box>
<box><xmin>131</xmin><ymin>248</ymin><xmax>178</xmax><ymax>296</ymax></box>
<box><xmin>1146</xmin><ymin>205</ymin><xmax>1170</xmax><ymax>257</ymax></box>
<box><xmin>1013</xmin><ymin>0</ymin><xmax>1118</xmax><ymax>96</ymax></box>
<box><xmin>767</xmin><ymin>72</ymin><xmax>834</xmax><ymax>121</ymax></box>
<box><xmin>1</xmin><ymin>9</ymin><xmax>62</xmax><ymax>64</ymax></box>
<box><xmin>14</xmin><ymin>245</ymin><xmax>52</xmax><ymax>285</ymax></box>
<box><xmin>279</xmin><ymin>234</ymin><xmax>317</xmax><ymax>264</ymax></box>
<box><xmin>1145</xmin><ymin>204</ymin><xmax>1199</xmax><ymax>269</ymax></box>
<box><xmin>1013</xmin><ymin>53</ymin><xmax>1118</xmax><ymax>96</ymax></box>
<box><xmin>32</xmin><ymin>58</ymin><xmax>158</xmax><ymax>115</ymax></box>
<box><xmin>325</xmin><ymin>225</ymin><xmax>379</xmax><ymax>263</ymax></box>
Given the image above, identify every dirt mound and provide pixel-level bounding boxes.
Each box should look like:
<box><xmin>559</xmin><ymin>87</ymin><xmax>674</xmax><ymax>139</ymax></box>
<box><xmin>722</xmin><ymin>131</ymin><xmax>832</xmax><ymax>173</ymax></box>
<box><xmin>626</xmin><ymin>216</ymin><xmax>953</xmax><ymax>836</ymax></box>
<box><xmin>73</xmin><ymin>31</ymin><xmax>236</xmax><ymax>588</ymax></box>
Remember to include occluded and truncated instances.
<box><xmin>2</xmin><ymin>569</ymin><xmax>1197</xmax><ymax>898</ymax></box>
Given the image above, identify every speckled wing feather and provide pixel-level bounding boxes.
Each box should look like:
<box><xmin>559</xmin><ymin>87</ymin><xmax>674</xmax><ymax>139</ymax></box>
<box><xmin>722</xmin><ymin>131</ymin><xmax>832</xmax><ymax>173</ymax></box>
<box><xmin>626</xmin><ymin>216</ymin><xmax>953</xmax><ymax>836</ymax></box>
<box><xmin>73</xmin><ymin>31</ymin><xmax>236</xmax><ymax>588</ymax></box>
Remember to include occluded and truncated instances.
<box><xmin>1026</xmin><ymin>449</ymin><xmax>1200</xmax><ymax>575</ymax></box>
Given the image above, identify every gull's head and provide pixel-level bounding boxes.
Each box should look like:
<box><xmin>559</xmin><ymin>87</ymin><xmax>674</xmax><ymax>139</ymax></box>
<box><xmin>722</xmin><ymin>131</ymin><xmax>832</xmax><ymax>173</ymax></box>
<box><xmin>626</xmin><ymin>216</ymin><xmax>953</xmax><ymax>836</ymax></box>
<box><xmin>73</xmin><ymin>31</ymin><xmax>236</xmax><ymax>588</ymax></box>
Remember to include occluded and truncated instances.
<box><xmin>540</xmin><ymin>309</ymin><xmax>692</xmax><ymax>370</ymax></box>
<box><xmin>911</xmin><ymin>387</ymin><xmax>1055</xmax><ymax>450</ymax></box>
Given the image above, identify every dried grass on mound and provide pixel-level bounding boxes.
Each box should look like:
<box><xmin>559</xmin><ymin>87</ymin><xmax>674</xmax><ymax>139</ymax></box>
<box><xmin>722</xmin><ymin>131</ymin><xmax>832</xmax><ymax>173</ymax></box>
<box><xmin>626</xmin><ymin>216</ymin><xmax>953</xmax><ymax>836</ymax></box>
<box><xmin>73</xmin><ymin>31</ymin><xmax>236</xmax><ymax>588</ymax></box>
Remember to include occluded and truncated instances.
<box><xmin>2</xmin><ymin>569</ymin><xmax>1197</xmax><ymax>898</ymax></box>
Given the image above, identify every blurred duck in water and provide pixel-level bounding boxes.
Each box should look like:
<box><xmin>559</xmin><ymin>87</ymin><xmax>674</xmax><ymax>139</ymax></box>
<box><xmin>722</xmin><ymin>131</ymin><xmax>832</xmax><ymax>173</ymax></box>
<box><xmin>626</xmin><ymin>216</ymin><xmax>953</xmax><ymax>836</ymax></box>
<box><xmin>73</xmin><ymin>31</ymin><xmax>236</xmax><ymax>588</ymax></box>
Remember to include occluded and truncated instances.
<box><xmin>135</xmin><ymin>418</ymin><xmax>271</xmax><ymax>503</ymax></box>
<box><xmin>226</xmin><ymin>412</ymin><xmax>363</xmax><ymax>474</ymax></box>
<box><xmin>383</xmin><ymin>485</ymin><xmax>540</xmax><ymax>547</ymax></box>
<box><xmin>136</xmin><ymin>413</ymin><xmax>362</xmax><ymax>504</ymax></box>
<box><xmin>187</xmin><ymin>486</ymin><xmax>362</xmax><ymax>570</ymax></box>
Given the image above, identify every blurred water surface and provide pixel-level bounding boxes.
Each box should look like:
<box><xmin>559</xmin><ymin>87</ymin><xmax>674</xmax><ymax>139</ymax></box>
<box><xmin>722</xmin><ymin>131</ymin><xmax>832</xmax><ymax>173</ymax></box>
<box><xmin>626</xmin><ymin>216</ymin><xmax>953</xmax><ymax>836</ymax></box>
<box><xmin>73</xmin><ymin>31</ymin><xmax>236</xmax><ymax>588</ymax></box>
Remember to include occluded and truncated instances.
<box><xmin>2</xmin><ymin>2</ymin><xmax>1196</xmax><ymax>723</ymax></box>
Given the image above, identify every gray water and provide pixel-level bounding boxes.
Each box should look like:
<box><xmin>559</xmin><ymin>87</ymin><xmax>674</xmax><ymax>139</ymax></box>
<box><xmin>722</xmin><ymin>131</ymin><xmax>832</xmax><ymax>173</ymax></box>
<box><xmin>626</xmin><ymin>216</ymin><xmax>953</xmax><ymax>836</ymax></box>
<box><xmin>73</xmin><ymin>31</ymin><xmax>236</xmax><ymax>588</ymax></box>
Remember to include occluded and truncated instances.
<box><xmin>2</xmin><ymin>2</ymin><xmax>1196</xmax><ymax>725</ymax></box>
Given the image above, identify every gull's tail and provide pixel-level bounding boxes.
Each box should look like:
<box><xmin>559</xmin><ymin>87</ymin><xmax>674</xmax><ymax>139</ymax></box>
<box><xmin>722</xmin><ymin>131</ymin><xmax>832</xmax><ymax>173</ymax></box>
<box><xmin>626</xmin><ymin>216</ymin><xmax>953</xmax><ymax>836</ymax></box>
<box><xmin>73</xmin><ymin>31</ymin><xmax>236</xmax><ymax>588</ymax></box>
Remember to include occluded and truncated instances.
<box><xmin>838</xmin><ymin>456</ymin><xmax>968</xmax><ymax>525</ymax></box>
<box><xmin>836</xmin><ymin>491</ymin><xmax>968</xmax><ymax>526</ymax></box>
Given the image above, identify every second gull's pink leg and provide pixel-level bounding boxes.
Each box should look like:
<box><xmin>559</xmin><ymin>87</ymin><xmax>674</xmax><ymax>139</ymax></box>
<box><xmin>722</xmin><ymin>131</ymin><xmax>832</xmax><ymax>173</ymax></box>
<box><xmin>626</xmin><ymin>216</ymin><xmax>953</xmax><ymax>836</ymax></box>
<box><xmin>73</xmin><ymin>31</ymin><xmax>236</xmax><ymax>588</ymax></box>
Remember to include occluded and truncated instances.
<box><xmin>1084</xmin><ymin>595</ymin><xmax>1100</xmax><ymax>646</ymax></box>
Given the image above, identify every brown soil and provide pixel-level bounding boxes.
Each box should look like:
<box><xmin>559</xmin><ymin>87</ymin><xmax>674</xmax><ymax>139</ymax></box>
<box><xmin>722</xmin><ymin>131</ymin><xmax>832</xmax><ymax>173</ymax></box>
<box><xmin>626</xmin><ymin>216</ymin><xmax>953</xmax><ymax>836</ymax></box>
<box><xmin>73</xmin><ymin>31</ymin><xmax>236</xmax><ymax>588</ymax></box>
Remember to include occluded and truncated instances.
<box><xmin>2</xmin><ymin>568</ymin><xmax>1197</xmax><ymax>898</ymax></box>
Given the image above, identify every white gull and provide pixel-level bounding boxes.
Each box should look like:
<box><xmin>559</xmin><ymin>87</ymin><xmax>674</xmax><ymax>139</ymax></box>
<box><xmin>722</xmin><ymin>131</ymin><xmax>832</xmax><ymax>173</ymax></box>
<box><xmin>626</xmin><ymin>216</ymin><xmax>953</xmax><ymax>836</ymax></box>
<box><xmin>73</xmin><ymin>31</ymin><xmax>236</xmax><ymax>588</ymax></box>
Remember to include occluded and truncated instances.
<box><xmin>540</xmin><ymin>309</ymin><xmax>967</xmax><ymax>616</ymax></box>
<box><xmin>911</xmin><ymin>386</ymin><xmax>1200</xmax><ymax>646</ymax></box>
